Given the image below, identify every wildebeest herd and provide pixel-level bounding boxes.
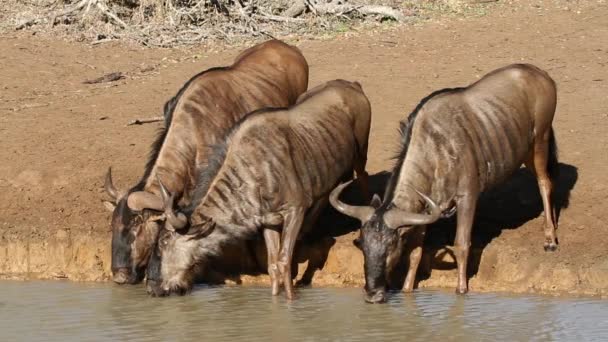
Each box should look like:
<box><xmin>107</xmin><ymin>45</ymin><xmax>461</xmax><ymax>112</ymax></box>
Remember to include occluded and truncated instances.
<box><xmin>103</xmin><ymin>39</ymin><xmax>560</xmax><ymax>303</ymax></box>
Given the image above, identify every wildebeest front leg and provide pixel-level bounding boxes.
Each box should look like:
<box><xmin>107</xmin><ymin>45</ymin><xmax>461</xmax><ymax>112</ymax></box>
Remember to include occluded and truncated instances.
<box><xmin>263</xmin><ymin>228</ymin><xmax>282</xmax><ymax>296</ymax></box>
<box><xmin>277</xmin><ymin>207</ymin><xmax>306</xmax><ymax>300</ymax></box>
<box><xmin>403</xmin><ymin>226</ymin><xmax>427</xmax><ymax>292</ymax></box>
<box><xmin>454</xmin><ymin>194</ymin><xmax>477</xmax><ymax>294</ymax></box>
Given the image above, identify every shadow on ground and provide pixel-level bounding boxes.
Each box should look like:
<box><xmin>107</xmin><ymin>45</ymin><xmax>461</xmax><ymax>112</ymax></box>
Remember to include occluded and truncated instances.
<box><xmin>304</xmin><ymin>164</ymin><xmax>578</xmax><ymax>290</ymax></box>
<box><xmin>190</xmin><ymin>164</ymin><xmax>578</xmax><ymax>290</ymax></box>
<box><xmin>388</xmin><ymin>163</ymin><xmax>579</xmax><ymax>290</ymax></box>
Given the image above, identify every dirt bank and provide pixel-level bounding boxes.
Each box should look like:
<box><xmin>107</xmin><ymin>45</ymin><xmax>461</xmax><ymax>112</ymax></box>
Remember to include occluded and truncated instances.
<box><xmin>1</xmin><ymin>0</ymin><xmax>607</xmax><ymax>297</ymax></box>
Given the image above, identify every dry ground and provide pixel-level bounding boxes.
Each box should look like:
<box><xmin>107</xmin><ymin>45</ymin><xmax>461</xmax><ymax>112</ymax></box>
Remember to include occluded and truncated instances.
<box><xmin>1</xmin><ymin>0</ymin><xmax>607</xmax><ymax>297</ymax></box>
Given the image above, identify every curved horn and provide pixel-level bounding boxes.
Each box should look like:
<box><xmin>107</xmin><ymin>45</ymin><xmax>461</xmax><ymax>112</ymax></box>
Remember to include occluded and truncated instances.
<box><xmin>329</xmin><ymin>181</ymin><xmax>375</xmax><ymax>223</ymax></box>
<box><xmin>384</xmin><ymin>188</ymin><xmax>442</xmax><ymax>229</ymax></box>
<box><xmin>104</xmin><ymin>167</ymin><xmax>119</xmax><ymax>200</ymax></box>
<box><xmin>127</xmin><ymin>191</ymin><xmax>164</xmax><ymax>212</ymax></box>
<box><xmin>157</xmin><ymin>176</ymin><xmax>187</xmax><ymax>231</ymax></box>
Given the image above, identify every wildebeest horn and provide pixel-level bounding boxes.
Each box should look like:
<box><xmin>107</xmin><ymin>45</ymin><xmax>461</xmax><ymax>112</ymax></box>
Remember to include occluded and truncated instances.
<box><xmin>104</xmin><ymin>167</ymin><xmax>120</xmax><ymax>200</ymax></box>
<box><xmin>384</xmin><ymin>188</ymin><xmax>442</xmax><ymax>229</ymax></box>
<box><xmin>157</xmin><ymin>176</ymin><xmax>187</xmax><ymax>231</ymax></box>
<box><xmin>329</xmin><ymin>181</ymin><xmax>375</xmax><ymax>223</ymax></box>
<box><xmin>127</xmin><ymin>191</ymin><xmax>164</xmax><ymax>212</ymax></box>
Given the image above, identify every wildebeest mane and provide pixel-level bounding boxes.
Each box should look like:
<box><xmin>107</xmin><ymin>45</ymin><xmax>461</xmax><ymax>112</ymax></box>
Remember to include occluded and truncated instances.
<box><xmin>185</xmin><ymin>106</ymin><xmax>287</xmax><ymax>214</ymax></box>
<box><xmin>134</xmin><ymin>67</ymin><xmax>229</xmax><ymax>190</ymax></box>
<box><xmin>382</xmin><ymin>87</ymin><xmax>465</xmax><ymax>204</ymax></box>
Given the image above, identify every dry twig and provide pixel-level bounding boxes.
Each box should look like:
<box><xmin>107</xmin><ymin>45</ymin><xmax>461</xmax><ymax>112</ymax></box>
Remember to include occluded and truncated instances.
<box><xmin>126</xmin><ymin>116</ymin><xmax>164</xmax><ymax>126</ymax></box>
<box><xmin>83</xmin><ymin>71</ymin><xmax>125</xmax><ymax>84</ymax></box>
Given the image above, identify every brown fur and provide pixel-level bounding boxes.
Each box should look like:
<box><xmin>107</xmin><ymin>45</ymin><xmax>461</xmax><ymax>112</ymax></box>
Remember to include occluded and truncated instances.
<box><xmin>158</xmin><ymin>80</ymin><xmax>372</xmax><ymax>299</ymax></box>
<box><xmin>104</xmin><ymin>40</ymin><xmax>309</xmax><ymax>284</ymax></box>
<box><xmin>332</xmin><ymin>64</ymin><xmax>559</xmax><ymax>302</ymax></box>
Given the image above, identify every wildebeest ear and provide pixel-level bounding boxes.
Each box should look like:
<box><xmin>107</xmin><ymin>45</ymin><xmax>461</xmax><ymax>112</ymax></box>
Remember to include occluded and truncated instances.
<box><xmin>370</xmin><ymin>194</ymin><xmax>382</xmax><ymax>209</ymax></box>
<box><xmin>149</xmin><ymin>214</ymin><xmax>165</xmax><ymax>223</ymax></box>
<box><xmin>103</xmin><ymin>200</ymin><xmax>116</xmax><ymax>212</ymax></box>
<box><xmin>352</xmin><ymin>236</ymin><xmax>362</xmax><ymax>250</ymax></box>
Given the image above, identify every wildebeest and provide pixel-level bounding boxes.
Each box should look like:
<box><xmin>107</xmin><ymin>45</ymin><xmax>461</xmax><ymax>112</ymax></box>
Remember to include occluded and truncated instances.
<box><xmin>330</xmin><ymin>64</ymin><xmax>559</xmax><ymax>303</ymax></box>
<box><xmin>145</xmin><ymin>231</ymin><xmax>336</xmax><ymax>296</ymax></box>
<box><xmin>154</xmin><ymin>79</ymin><xmax>372</xmax><ymax>299</ymax></box>
<box><xmin>102</xmin><ymin>40</ymin><xmax>309</xmax><ymax>285</ymax></box>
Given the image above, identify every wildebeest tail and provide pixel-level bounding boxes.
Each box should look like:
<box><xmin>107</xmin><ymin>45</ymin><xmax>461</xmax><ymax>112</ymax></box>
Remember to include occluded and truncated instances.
<box><xmin>547</xmin><ymin>128</ymin><xmax>559</xmax><ymax>180</ymax></box>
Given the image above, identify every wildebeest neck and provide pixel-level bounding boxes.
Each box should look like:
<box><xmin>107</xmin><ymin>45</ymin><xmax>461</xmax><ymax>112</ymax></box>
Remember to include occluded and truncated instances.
<box><xmin>382</xmin><ymin>88</ymin><xmax>464</xmax><ymax>210</ymax></box>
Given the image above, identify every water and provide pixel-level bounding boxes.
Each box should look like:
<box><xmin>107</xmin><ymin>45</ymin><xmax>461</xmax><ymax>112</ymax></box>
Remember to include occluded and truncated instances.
<box><xmin>0</xmin><ymin>281</ymin><xmax>607</xmax><ymax>342</ymax></box>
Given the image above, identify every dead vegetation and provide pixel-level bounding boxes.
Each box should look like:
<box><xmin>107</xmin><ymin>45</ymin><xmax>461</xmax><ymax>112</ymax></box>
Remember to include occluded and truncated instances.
<box><xmin>4</xmin><ymin>0</ymin><xmax>491</xmax><ymax>47</ymax></box>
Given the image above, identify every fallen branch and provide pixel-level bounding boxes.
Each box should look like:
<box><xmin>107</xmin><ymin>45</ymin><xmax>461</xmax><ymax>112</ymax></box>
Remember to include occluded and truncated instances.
<box><xmin>307</xmin><ymin>2</ymin><xmax>405</xmax><ymax>22</ymax></box>
<box><xmin>83</xmin><ymin>72</ymin><xmax>124</xmax><ymax>84</ymax></box>
<box><xmin>17</xmin><ymin>0</ymin><xmax>131</xmax><ymax>31</ymax></box>
<box><xmin>126</xmin><ymin>116</ymin><xmax>164</xmax><ymax>126</ymax></box>
<box><xmin>48</xmin><ymin>0</ymin><xmax>89</xmax><ymax>28</ymax></box>
<box><xmin>253</xmin><ymin>13</ymin><xmax>306</xmax><ymax>23</ymax></box>
<box><xmin>284</xmin><ymin>0</ymin><xmax>307</xmax><ymax>18</ymax></box>
<box><xmin>95</xmin><ymin>1</ymin><xmax>130</xmax><ymax>29</ymax></box>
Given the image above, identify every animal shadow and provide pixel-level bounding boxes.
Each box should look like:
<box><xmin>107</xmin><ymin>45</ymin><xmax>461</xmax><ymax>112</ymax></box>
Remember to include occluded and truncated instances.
<box><xmin>390</xmin><ymin>163</ymin><xmax>578</xmax><ymax>290</ymax></box>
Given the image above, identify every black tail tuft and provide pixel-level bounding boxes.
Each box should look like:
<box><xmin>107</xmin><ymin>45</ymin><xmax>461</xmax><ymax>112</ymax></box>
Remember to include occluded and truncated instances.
<box><xmin>547</xmin><ymin>128</ymin><xmax>559</xmax><ymax>180</ymax></box>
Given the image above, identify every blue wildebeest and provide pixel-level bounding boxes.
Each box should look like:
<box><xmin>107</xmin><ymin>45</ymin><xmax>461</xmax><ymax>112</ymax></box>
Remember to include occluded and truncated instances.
<box><xmin>102</xmin><ymin>40</ymin><xmax>309</xmax><ymax>285</ymax></box>
<box><xmin>153</xmin><ymin>80</ymin><xmax>372</xmax><ymax>299</ymax></box>
<box><xmin>330</xmin><ymin>64</ymin><xmax>559</xmax><ymax>303</ymax></box>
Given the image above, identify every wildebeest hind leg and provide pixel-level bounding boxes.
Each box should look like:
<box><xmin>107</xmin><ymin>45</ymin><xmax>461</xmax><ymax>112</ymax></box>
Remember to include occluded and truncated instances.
<box><xmin>277</xmin><ymin>207</ymin><xmax>306</xmax><ymax>300</ymax></box>
<box><xmin>525</xmin><ymin>138</ymin><xmax>558</xmax><ymax>251</ymax></box>
<box><xmin>454</xmin><ymin>195</ymin><xmax>477</xmax><ymax>295</ymax></box>
<box><xmin>263</xmin><ymin>228</ymin><xmax>282</xmax><ymax>296</ymax></box>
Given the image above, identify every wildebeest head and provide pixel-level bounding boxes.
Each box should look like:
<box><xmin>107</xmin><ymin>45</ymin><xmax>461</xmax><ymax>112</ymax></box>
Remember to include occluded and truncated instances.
<box><xmin>330</xmin><ymin>181</ymin><xmax>444</xmax><ymax>303</ymax></box>
<box><xmin>152</xmin><ymin>183</ymin><xmax>215</xmax><ymax>296</ymax></box>
<box><xmin>103</xmin><ymin>168</ymin><xmax>167</xmax><ymax>284</ymax></box>
<box><xmin>156</xmin><ymin>223</ymin><xmax>216</xmax><ymax>296</ymax></box>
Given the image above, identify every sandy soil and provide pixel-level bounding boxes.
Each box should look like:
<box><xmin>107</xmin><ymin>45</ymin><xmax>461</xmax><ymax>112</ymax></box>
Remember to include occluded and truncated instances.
<box><xmin>1</xmin><ymin>0</ymin><xmax>607</xmax><ymax>297</ymax></box>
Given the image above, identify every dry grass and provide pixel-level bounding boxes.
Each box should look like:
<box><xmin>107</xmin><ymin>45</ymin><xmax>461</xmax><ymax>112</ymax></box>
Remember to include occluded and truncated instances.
<box><xmin>2</xmin><ymin>0</ymin><xmax>494</xmax><ymax>47</ymax></box>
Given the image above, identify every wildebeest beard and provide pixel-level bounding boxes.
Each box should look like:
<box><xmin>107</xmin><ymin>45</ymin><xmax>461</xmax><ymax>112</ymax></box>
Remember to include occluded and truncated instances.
<box><xmin>360</xmin><ymin>213</ymin><xmax>403</xmax><ymax>303</ymax></box>
<box><xmin>110</xmin><ymin>198</ymin><xmax>148</xmax><ymax>284</ymax></box>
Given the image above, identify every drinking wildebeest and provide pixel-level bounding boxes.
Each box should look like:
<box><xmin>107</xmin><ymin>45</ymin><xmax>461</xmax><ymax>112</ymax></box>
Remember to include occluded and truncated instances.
<box><xmin>154</xmin><ymin>79</ymin><xmax>372</xmax><ymax>299</ymax></box>
<box><xmin>145</xmin><ymin>232</ymin><xmax>335</xmax><ymax>296</ymax></box>
<box><xmin>102</xmin><ymin>40</ymin><xmax>309</xmax><ymax>285</ymax></box>
<box><xmin>330</xmin><ymin>64</ymin><xmax>559</xmax><ymax>303</ymax></box>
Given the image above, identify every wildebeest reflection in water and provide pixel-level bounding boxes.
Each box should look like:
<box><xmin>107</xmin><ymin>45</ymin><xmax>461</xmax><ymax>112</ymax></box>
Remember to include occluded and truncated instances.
<box><xmin>1</xmin><ymin>282</ymin><xmax>607</xmax><ymax>341</ymax></box>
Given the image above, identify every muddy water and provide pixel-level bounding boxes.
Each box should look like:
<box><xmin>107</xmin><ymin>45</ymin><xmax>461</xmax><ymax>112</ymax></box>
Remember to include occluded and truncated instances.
<box><xmin>0</xmin><ymin>281</ymin><xmax>607</xmax><ymax>341</ymax></box>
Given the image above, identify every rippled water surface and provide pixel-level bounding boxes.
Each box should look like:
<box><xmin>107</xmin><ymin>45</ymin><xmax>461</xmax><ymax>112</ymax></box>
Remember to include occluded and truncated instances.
<box><xmin>1</xmin><ymin>281</ymin><xmax>607</xmax><ymax>341</ymax></box>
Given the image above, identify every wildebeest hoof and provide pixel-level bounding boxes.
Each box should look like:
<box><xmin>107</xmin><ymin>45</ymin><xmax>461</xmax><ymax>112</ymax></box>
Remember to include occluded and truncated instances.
<box><xmin>544</xmin><ymin>243</ymin><xmax>558</xmax><ymax>252</ymax></box>
<box><xmin>271</xmin><ymin>281</ymin><xmax>281</xmax><ymax>296</ymax></box>
<box><xmin>455</xmin><ymin>287</ymin><xmax>468</xmax><ymax>295</ymax></box>
<box><xmin>147</xmin><ymin>282</ymin><xmax>169</xmax><ymax>297</ymax></box>
<box><xmin>295</xmin><ymin>278</ymin><xmax>312</xmax><ymax>288</ymax></box>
